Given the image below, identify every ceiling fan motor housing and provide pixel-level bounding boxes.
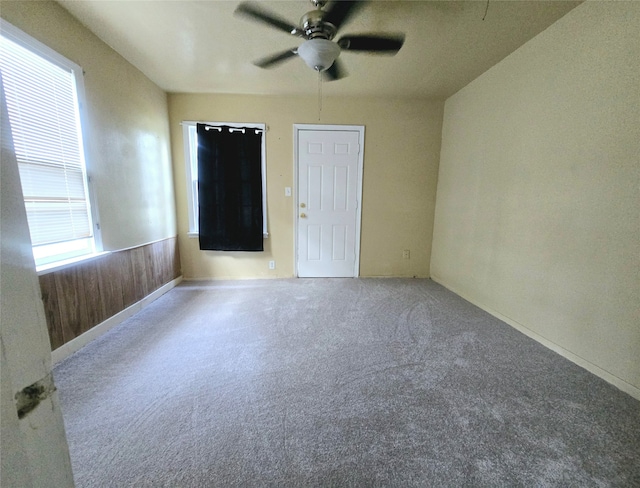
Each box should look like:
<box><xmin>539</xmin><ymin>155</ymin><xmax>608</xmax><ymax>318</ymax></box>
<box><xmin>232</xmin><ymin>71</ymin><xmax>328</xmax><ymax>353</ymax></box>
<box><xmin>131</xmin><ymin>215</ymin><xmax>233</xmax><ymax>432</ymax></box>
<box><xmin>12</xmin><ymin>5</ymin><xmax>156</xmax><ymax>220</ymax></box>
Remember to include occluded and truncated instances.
<box><xmin>301</xmin><ymin>10</ymin><xmax>337</xmax><ymax>39</ymax></box>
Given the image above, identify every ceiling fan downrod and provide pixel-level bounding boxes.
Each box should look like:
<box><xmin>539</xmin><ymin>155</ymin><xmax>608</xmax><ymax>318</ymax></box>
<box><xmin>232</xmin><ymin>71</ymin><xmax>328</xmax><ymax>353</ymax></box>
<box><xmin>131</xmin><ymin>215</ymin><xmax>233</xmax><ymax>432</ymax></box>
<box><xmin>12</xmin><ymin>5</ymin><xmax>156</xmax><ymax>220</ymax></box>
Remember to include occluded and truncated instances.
<box><xmin>310</xmin><ymin>0</ymin><xmax>328</xmax><ymax>9</ymax></box>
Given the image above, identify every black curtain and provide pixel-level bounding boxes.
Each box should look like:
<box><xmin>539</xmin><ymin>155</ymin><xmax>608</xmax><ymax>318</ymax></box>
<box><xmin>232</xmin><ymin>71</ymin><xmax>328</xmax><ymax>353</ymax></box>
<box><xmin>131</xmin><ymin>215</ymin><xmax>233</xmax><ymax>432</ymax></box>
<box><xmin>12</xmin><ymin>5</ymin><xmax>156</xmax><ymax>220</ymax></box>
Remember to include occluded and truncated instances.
<box><xmin>197</xmin><ymin>124</ymin><xmax>263</xmax><ymax>251</ymax></box>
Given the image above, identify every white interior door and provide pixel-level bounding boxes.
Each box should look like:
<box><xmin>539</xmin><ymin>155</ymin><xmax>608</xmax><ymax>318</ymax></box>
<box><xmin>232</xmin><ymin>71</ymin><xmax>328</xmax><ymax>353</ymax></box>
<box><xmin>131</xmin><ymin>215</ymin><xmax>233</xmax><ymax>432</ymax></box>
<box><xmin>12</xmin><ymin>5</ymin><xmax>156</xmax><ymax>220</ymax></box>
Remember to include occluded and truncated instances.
<box><xmin>1</xmin><ymin>85</ymin><xmax>75</xmax><ymax>487</ymax></box>
<box><xmin>296</xmin><ymin>127</ymin><xmax>363</xmax><ymax>278</ymax></box>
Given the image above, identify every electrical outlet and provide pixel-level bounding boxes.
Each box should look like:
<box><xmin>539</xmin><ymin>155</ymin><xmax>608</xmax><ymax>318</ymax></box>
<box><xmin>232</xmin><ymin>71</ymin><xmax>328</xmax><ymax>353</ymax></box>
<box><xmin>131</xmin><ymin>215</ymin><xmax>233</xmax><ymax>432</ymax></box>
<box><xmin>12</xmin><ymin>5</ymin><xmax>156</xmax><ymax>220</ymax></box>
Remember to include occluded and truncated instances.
<box><xmin>403</xmin><ymin>249</ymin><xmax>410</xmax><ymax>259</ymax></box>
<box><xmin>269</xmin><ymin>260</ymin><xmax>276</xmax><ymax>270</ymax></box>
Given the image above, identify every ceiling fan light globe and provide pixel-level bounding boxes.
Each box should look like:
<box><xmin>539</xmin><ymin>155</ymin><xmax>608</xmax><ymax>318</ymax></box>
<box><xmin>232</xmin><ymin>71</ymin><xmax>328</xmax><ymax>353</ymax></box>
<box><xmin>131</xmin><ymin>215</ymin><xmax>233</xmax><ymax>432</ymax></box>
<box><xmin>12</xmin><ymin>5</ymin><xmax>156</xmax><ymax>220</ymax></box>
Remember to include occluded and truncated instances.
<box><xmin>297</xmin><ymin>38</ymin><xmax>340</xmax><ymax>72</ymax></box>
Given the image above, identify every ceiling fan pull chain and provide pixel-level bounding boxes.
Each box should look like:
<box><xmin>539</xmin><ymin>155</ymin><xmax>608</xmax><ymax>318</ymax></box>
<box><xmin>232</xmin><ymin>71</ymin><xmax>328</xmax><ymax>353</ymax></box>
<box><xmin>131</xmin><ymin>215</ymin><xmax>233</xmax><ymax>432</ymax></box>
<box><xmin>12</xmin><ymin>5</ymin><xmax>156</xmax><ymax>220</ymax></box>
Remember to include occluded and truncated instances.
<box><xmin>318</xmin><ymin>69</ymin><xmax>322</xmax><ymax>121</ymax></box>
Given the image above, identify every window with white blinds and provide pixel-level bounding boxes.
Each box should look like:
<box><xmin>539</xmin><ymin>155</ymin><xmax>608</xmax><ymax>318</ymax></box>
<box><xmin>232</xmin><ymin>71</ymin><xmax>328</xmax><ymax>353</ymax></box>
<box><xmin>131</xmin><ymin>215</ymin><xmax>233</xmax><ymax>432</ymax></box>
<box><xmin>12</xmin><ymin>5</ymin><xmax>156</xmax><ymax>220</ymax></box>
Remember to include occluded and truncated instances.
<box><xmin>0</xmin><ymin>20</ymin><xmax>100</xmax><ymax>267</ymax></box>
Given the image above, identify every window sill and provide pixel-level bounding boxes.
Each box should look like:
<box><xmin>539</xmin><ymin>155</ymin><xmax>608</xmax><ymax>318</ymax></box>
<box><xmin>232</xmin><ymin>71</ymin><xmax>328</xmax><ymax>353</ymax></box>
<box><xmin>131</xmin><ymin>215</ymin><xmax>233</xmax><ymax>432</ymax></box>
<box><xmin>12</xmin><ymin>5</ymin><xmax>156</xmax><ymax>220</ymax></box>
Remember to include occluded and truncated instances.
<box><xmin>36</xmin><ymin>251</ymin><xmax>110</xmax><ymax>276</ymax></box>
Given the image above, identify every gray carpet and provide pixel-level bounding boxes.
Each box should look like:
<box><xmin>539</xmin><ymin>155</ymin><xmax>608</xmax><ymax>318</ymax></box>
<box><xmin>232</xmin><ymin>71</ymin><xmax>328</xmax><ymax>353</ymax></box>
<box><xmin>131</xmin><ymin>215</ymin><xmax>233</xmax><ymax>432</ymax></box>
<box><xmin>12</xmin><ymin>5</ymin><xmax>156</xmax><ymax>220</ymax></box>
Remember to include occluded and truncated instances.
<box><xmin>53</xmin><ymin>279</ymin><xmax>640</xmax><ymax>487</ymax></box>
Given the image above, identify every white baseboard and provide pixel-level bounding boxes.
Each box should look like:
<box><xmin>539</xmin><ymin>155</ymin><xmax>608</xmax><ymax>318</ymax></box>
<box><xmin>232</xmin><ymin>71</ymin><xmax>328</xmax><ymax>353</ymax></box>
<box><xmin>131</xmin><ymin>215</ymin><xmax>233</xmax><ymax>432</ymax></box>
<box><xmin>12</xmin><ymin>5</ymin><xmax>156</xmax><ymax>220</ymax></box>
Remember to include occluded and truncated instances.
<box><xmin>430</xmin><ymin>276</ymin><xmax>640</xmax><ymax>402</ymax></box>
<box><xmin>51</xmin><ymin>276</ymin><xmax>183</xmax><ymax>364</ymax></box>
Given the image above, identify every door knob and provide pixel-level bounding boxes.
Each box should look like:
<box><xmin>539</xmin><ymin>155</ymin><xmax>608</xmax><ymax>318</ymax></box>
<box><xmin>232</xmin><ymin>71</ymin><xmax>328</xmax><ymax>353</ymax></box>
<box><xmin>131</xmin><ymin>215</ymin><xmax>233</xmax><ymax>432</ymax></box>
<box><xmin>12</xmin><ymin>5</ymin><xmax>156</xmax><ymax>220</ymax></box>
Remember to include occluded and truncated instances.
<box><xmin>300</xmin><ymin>203</ymin><xmax>306</xmax><ymax>208</ymax></box>
<box><xmin>300</xmin><ymin>213</ymin><xmax>307</xmax><ymax>218</ymax></box>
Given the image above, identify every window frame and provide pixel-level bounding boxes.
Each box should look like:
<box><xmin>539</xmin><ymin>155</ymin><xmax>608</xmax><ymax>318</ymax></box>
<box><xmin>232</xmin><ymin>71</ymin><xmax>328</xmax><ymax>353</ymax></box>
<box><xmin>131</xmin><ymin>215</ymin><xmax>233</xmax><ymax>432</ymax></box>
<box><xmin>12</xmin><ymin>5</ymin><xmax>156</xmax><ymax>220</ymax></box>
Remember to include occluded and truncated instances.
<box><xmin>0</xmin><ymin>19</ymin><xmax>102</xmax><ymax>271</ymax></box>
<box><xmin>181</xmin><ymin>121</ymin><xmax>268</xmax><ymax>238</ymax></box>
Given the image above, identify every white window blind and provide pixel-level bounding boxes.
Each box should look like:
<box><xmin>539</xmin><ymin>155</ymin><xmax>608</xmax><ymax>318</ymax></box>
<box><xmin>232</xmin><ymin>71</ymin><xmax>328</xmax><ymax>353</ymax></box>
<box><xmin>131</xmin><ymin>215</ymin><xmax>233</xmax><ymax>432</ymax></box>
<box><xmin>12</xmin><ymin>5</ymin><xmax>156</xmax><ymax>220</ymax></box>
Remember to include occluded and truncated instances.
<box><xmin>1</xmin><ymin>21</ymin><xmax>97</xmax><ymax>265</ymax></box>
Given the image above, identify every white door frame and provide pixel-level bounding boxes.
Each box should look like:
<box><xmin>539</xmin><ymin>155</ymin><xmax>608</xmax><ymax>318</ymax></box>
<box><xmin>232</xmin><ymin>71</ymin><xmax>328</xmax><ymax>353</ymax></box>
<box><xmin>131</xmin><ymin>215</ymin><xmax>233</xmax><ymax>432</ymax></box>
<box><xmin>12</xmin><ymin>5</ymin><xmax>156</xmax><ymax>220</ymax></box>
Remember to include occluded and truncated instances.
<box><xmin>293</xmin><ymin>124</ymin><xmax>365</xmax><ymax>278</ymax></box>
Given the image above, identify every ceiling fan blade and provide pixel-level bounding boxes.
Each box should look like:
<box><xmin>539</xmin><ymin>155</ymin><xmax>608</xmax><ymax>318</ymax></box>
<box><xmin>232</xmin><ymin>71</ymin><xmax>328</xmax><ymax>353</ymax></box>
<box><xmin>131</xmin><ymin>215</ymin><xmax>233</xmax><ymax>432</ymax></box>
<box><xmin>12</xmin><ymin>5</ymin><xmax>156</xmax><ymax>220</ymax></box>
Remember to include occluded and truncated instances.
<box><xmin>337</xmin><ymin>34</ymin><xmax>405</xmax><ymax>54</ymax></box>
<box><xmin>254</xmin><ymin>49</ymin><xmax>298</xmax><ymax>69</ymax></box>
<box><xmin>235</xmin><ymin>2</ymin><xmax>301</xmax><ymax>36</ymax></box>
<box><xmin>323</xmin><ymin>59</ymin><xmax>348</xmax><ymax>81</ymax></box>
<box><xmin>323</xmin><ymin>1</ymin><xmax>364</xmax><ymax>33</ymax></box>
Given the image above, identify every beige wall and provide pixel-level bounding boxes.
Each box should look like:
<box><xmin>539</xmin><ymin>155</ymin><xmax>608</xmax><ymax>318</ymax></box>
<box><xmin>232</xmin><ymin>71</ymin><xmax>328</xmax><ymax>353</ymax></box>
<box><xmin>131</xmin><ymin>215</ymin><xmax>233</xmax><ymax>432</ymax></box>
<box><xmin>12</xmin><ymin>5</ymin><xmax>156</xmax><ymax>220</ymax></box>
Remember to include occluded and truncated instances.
<box><xmin>431</xmin><ymin>1</ymin><xmax>640</xmax><ymax>397</ymax></box>
<box><xmin>168</xmin><ymin>94</ymin><xmax>443</xmax><ymax>280</ymax></box>
<box><xmin>1</xmin><ymin>0</ymin><xmax>176</xmax><ymax>251</ymax></box>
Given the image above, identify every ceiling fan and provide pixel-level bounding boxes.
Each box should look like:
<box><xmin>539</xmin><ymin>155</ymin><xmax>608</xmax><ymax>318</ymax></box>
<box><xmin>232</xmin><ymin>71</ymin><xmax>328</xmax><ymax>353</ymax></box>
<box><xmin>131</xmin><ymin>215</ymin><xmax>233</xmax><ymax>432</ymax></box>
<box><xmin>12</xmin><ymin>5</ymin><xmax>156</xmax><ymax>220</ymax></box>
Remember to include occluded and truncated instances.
<box><xmin>234</xmin><ymin>0</ymin><xmax>405</xmax><ymax>81</ymax></box>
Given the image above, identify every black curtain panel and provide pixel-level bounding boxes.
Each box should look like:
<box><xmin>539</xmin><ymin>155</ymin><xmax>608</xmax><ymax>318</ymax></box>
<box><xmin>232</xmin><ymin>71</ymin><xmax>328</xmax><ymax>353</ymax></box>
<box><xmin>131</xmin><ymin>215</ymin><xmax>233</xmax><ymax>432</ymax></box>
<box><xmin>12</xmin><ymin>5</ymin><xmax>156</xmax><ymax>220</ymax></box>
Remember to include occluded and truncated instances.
<box><xmin>197</xmin><ymin>124</ymin><xmax>263</xmax><ymax>251</ymax></box>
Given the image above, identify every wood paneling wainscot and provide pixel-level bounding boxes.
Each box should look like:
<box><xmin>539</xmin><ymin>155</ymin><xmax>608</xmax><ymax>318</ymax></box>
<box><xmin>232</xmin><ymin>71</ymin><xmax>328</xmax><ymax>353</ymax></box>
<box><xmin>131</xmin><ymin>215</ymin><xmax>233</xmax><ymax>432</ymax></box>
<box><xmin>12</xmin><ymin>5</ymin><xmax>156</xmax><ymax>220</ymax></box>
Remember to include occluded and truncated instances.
<box><xmin>39</xmin><ymin>237</ymin><xmax>181</xmax><ymax>350</ymax></box>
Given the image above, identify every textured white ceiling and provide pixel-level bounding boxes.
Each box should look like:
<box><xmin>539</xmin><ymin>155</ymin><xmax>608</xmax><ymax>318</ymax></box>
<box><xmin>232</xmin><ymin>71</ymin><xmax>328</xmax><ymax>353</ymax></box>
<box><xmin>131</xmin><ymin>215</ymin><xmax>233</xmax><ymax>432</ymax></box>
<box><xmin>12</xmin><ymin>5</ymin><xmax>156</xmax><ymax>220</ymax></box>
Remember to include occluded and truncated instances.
<box><xmin>58</xmin><ymin>0</ymin><xmax>581</xmax><ymax>99</ymax></box>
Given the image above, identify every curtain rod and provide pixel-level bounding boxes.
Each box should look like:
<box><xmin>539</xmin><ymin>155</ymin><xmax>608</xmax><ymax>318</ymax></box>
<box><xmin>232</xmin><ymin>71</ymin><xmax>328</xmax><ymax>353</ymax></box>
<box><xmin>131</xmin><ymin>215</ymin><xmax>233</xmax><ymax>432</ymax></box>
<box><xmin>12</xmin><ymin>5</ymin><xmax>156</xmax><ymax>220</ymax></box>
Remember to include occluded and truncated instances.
<box><xmin>180</xmin><ymin>121</ymin><xmax>266</xmax><ymax>134</ymax></box>
<box><xmin>204</xmin><ymin>125</ymin><xmax>263</xmax><ymax>135</ymax></box>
